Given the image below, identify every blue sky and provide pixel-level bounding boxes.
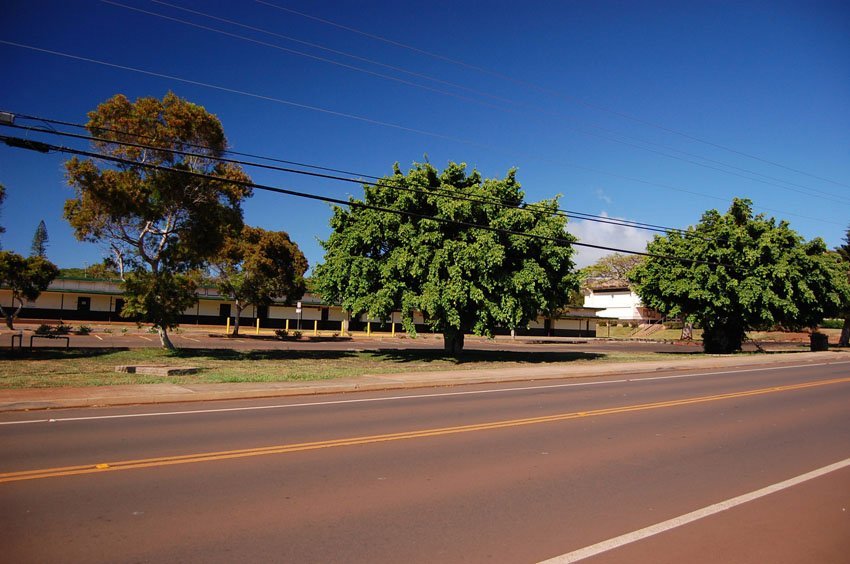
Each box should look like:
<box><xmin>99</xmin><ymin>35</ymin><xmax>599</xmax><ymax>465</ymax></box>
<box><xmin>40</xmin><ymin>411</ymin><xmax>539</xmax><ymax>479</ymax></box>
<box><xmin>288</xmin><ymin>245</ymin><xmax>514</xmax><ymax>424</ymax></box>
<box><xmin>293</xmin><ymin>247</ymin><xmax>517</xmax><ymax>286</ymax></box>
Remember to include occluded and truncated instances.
<box><xmin>2</xmin><ymin>0</ymin><xmax>848</xmax><ymax>270</ymax></box>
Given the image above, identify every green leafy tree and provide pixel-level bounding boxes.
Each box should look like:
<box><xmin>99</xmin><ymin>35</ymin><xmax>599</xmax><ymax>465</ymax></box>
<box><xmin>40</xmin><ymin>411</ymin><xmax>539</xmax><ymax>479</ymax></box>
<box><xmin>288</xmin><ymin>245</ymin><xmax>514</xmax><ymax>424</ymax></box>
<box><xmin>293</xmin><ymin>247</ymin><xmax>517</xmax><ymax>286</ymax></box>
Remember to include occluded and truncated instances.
<box><xmin>836</xmin><ymin>225</ymin><xmax>850</xmax><ymax>347</ymax></box>
<box><xmin>631</xmin><ymin>199</ymin><xmax>850</xmax><ymax>353</ymax></box>
<box><xmin>0</xmin><ymin>251</ymin><xmax>59</xmax><ymax>329</ymax></box>
<box><xmin>314</xmin><ymin>162</ymin><xmax>579</xmax><ymax>354</ymax></box>
<box><xmin>213</xmin><ymin>226</ymin><xmax>308</xmax><ymax>335</ymax></box>
<box><xmin>30</xmin><ymin>220</ymin><xmax>49</xmax><ymax>258</ymax></box>
<box><xmin>120</xmin><ymin>270</ymin><xmax>199</xmax><ymax>335</ymax></box>
<box><xmin>64</xmin><ymin>92</ymin><xmax>252</xmax><ymax>349</ymax></box>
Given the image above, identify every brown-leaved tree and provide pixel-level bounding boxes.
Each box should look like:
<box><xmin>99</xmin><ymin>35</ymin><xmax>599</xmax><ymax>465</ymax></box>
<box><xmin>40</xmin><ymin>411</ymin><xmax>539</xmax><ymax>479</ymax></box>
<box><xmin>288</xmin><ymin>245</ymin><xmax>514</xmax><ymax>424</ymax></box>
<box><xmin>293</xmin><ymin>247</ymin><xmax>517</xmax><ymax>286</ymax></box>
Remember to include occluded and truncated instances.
<box><xmin>64</xmin><ymin>92</ymin><xmax>252</xmax><ymax>348</ymax></box>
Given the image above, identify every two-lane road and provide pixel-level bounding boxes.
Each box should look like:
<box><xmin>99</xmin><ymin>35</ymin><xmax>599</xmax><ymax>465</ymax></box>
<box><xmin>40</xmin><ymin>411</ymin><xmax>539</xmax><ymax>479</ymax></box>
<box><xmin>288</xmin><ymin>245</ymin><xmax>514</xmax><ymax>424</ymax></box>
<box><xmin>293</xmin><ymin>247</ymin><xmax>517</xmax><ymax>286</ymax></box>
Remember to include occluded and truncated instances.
<box><xmin>2</xmin><ymin>359</ymin><xmax>849</xmax><ymax>562</ymax></box>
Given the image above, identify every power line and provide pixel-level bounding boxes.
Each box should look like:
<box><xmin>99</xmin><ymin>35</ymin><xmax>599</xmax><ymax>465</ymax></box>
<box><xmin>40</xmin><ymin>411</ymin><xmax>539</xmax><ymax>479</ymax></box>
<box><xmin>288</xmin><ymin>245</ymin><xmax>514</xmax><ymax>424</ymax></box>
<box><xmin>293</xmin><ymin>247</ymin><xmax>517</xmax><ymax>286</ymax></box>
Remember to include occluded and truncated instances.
<box><xmin>100</xmin><ymin>0</ymin><xmax>509</xmax><ymax>112</ymax></box>
<box><xmin>257</xmin><ymin>0</ymin><xmax>850</xmax><ymax>191</ymax></box>
<box><xmin>0</xmin><ymin>39</ymin><xmax>841</xmax><ymax>226</ymax></box>
<box><xmin>0</xmin><ymin>133</ymin><xmax>729</xmax><ymax>267</ymax></box>
<box><xmin>105</xmin><ymin>0</ymin><xmax>849</xmax><ymax>204</ymax></box>
<box><xmin>5</xmin><ymin>119</ymin><xmax>693</xmax><ymax>238</ymax></box>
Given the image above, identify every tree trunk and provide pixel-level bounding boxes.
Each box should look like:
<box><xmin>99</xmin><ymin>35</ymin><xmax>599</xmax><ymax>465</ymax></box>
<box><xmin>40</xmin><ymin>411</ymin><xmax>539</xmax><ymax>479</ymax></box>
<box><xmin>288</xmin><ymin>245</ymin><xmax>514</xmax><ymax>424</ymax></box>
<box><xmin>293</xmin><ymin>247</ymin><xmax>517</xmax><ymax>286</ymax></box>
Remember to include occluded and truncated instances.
<box><xmin>1</xmin><ymin>298</ymin><xmax>23</xmax><ymax>330</ymax></box>
<box><xmin>232</xmin><ymin>302</ymin><xmax>243</xmax><ymax>336</ymax></box>
<box><xmin>840</xmin><ymin>317</ymin><xmax>850</xmax><ymax>347</ymax></box>
<box><xmin>702</xmin><ymin>321</ymin><xmax>745</xmax><ymax>354</ymax></box>
<box><xmin>158</xmin><ymin>327</ymin><xmax>175</xmax><ymax>350</ymax></box>
<box><xmin>443</xmin><ymin>328</ymin><xmax>465</xmax><ymax>356</ymax></box>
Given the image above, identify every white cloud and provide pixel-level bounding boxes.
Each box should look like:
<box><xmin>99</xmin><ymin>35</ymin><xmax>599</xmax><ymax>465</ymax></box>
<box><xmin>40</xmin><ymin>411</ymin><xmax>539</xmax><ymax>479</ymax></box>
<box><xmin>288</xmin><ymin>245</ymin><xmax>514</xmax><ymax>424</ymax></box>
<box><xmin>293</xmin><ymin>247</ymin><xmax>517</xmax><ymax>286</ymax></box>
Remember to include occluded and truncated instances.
<box><xmin>566</xmin><ymin>212</ymin><xmax>655</xmax><ymax>268</ymax></box>
<box><xmin>594</xmin><ymin>188</ymin><xmax>612</xmax><ymax>204</ymax></box>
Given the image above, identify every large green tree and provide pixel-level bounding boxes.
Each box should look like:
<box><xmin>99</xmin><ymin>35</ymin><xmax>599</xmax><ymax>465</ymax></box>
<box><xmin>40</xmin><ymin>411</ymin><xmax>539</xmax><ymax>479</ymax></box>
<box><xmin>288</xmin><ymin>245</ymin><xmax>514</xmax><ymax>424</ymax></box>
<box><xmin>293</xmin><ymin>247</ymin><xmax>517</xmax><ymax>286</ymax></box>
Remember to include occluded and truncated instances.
<box><xmin>213</xmin><ymin>225</ymin><xmax>308</xmax><ymax>335</ymax></box>
<box><xmin>64</xmin><ymin>92</ymin><xmax>252</xmax><ymax>349</ymax></box>
<box><xmin>631</xmin><ymin>199</ymin><xmax>849</xmax><ymax>353</ymax></box>
<box><xmin>314</xmin><ymin>162</ymin><xmax>578</xmax><ymax>354</ymax></box>
<box><xmin>836</xmin><ymin>225</ymin><xmax>850</xmax><ymax>347</ymax></box>
<box><xmin>0</xmin><ymin>251</ymin><xmax>59</xmax><ymax>329</ymax></box>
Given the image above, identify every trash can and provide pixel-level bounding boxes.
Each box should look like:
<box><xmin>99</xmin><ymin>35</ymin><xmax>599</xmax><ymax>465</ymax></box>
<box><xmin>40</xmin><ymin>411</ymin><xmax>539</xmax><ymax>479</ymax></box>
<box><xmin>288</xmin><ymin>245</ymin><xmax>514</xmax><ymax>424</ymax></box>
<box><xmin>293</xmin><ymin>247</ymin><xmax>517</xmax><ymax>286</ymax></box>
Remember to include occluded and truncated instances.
<box><xmin>810</xmin><ymin>332</ymin><xmax>829</xmax><ymax>351</ymax></box>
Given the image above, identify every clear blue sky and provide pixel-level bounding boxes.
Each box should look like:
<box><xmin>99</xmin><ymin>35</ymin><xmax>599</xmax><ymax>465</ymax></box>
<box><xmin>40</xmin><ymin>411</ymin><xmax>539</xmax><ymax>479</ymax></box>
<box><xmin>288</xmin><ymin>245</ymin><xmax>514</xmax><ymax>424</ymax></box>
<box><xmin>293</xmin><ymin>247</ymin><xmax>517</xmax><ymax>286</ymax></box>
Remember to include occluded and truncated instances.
<box><xmin>2</xmin><ymin>0</ymin><xmax>848</xmax><ymax>270</ymax></box>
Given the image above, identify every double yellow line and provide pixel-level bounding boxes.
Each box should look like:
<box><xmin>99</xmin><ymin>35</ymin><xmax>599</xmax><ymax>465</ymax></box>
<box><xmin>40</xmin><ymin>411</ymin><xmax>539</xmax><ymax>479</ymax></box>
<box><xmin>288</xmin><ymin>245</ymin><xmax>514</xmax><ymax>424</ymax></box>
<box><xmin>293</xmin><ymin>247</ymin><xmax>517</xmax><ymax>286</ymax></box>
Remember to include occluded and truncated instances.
<box><xmin>3</xmin><ymin>376</ymin><xmax>849</xmax><ymax>484</ymax></box>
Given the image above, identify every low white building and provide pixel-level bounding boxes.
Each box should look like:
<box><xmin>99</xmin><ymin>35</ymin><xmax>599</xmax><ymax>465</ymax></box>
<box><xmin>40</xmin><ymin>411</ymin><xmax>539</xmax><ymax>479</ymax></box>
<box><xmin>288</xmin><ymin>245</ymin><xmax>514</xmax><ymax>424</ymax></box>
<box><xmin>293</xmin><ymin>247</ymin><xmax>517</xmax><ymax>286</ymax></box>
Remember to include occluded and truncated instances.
<box><xmin>3</xmin><ymin>277</ymin><xmax>603</xmax><ymax>337</ymax></box>
<box><xmin>583</xmin><ymin>281</ymin><xmax>660</xmax><ymax>322</ymax></box>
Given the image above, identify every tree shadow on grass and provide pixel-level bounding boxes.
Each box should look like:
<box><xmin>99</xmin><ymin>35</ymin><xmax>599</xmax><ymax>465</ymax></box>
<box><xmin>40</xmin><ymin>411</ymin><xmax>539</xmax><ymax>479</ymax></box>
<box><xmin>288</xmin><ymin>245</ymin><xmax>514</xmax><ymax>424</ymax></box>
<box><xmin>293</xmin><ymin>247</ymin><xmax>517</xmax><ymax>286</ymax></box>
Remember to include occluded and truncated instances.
<box><xmin>0</xmin><ymin>348</ymin><xmax>139</xmax><ymax>361</ymax></box>
<box><xmin>370</xmin><ymin>349</ymin><xmax>605</xmax><ymax>365</ymax></box>
<box><xmin>0</xmin><ymin>347</ymin><xmax>603</xmax><ymax>364</ymax></box>
<box><xmin>169</xmin><ymin>349</ymin><xmax>360</xmax><ymax>361</ymax></box>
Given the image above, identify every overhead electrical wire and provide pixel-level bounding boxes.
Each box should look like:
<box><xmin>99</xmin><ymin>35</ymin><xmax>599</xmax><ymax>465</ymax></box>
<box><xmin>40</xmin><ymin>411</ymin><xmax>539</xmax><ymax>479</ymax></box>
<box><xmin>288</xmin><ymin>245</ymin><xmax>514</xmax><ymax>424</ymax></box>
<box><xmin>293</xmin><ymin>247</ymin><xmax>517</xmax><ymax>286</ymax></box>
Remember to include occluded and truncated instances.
<box><xmin>256</xmin><ymin>0</ymin><xmax>850</xmax><ymax>191</ymax></box>
<box><xmin>5</xmin><ymin>119</ymin><xmax>694</xmax><ymax>238</ymax></box>
<box><xmin>0</xmin><ymin>132</ymin><xmax>730</xmax><ymax>267</ymax></box>
<box><xmin>103</xmin><ymin>0</ymin><xmax>849</xmax><ymax>204</ymax></box>
<box><xmin>1</xmin><ymin>39</ymin><xmax>841</xmax><ymax>227</ymax></box>
<box><xmin>7</xmin><ymin>124</ymin><xmax>687</xmax><ymax>238</ymax></box>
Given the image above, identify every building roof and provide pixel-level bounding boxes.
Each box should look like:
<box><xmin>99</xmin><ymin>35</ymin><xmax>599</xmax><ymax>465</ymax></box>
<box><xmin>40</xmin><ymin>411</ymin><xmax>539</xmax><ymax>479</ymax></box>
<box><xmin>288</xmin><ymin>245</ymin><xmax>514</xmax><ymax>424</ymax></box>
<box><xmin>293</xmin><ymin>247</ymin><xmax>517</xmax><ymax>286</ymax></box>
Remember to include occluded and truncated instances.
<box><xmin>586</xmin><ymin>278</ymin><xmax>632</xmax><ymax>292</ymax></box>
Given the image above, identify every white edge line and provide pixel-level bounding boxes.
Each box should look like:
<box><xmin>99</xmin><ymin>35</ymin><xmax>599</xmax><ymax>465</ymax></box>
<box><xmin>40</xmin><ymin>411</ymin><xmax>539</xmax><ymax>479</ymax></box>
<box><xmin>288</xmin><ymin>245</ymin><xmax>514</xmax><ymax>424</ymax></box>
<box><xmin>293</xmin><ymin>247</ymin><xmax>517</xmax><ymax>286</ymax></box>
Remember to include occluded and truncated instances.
<box><xmin>1</xmin><ymin>360</ymin><xmax>848</xmax><ymax>426</ymax></box>
<box><xmin>539</xmin><ymin>457</ymin><xmax>850</xmax><ymax>563</ymax></box>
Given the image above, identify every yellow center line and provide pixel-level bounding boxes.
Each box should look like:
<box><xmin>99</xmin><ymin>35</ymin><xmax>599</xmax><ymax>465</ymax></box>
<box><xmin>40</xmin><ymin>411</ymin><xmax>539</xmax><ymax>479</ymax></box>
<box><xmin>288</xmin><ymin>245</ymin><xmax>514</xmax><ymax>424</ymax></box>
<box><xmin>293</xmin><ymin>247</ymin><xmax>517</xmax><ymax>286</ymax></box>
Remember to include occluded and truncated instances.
<box><xmin>2</xmin><ymin>376</ymin><xmax>849</xmax><ymax>484</ymax></box>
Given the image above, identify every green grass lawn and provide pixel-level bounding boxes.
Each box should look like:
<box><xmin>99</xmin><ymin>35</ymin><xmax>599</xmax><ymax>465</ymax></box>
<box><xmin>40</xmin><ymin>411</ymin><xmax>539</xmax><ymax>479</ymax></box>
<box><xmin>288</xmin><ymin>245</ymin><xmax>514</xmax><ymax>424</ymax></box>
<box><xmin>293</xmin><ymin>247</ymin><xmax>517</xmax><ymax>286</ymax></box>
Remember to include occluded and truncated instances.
<box><xmin>0</xmin><ymin>347</ymin><xmax>692</xmax><ymax>389</ymax></box>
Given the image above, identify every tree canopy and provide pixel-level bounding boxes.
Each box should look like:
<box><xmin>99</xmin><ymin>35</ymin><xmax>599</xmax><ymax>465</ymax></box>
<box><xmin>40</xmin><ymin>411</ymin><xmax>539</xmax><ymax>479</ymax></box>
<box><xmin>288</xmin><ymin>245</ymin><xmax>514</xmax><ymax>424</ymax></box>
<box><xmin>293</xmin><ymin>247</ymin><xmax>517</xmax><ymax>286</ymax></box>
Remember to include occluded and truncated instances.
<box><xmin>213</xmin><ymin>225</ymin><xmax>308</xmax><ymax>335</ymax></box>
<box><xmin>30</xmin><ymin>220</ymin><xmax>48</xmax><ymax>258</ymax></box>
<box><xmin>314</xmin><ymin>162</ymin><xmax>579</xmax><ymax>354</ymax></box>
<box><xmin>631</xmin><ymin>199</ymin><xmax>850</xmax><ymax>353</ymax></box>
<box><xmin>582</xmin><ymin>253</ymin><xmax>645</xmax><ymax>284</ymax></box>
<box><xmin>836</xmin><ymin>224</ymin><xmax>850</xmax><ymax>347</ymax></box>
<box><xmin>0</xmin><ymin>251</ymin><xmax>59</xmax><ymax>329</ymax></box>
<box><xmin>63</xmin><ymin>92</ymin><xmax>252</xmax><ymax>348</ymax></box>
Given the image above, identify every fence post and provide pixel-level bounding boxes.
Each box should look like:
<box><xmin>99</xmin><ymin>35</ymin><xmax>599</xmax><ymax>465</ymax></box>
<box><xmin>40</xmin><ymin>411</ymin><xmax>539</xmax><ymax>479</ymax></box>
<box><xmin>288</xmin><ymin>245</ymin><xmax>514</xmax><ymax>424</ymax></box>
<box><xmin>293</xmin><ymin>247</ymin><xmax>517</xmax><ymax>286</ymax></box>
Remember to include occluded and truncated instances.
<box><xmin>256</xmin><ymin>318</ymin><xmax>260</xmax><ymax>335</ymax></box>
<box><xmin>285</xmin><ymin>319</ymin><xmax>290</xmax><ymax>332</ymax></box>
<box><xmin>367</xmin><ymin>321</ymin><xmax>371</xmax><ymax>336</ymax></box>
<box><xmin>226</xmin><ymin>317</ymin><xmax>230</xmax><ymax>334</ymax></box>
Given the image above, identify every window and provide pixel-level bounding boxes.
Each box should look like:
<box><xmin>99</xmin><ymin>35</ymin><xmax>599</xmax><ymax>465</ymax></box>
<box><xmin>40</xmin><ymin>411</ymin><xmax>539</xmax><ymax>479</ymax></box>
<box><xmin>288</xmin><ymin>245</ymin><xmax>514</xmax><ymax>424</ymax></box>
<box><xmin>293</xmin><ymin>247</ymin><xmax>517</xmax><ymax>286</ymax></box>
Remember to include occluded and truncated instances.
<box><xmin>77</xmin><ymin>297</ymin><xmax>91</xmax><ymax>312</ymax></box>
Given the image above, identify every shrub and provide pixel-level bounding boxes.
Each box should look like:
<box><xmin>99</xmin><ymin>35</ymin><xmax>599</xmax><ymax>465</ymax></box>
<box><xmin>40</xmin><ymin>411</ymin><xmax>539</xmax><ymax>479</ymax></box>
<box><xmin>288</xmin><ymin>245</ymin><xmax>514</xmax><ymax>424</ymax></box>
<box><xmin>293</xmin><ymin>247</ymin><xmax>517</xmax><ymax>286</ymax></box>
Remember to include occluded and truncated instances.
<box><xmin>34</xmin><ymin>324</ymin><xmax>52</xmax><ymax>335</ymax></box>
<box><xmin>275</xmin><ymin>329</ymin><xmax>289</xmax><ymax>339</ymax></box>
<box><xmin>54</xmin><ymin>324</ymin><xmax>72</xmax><ymax>335</ymax></box>
<box><xmin>820</xmin><ymin>319</ymin><xmax>844</xmax><ymax>329</ymax></box>
<box><xmin>292</xmin><ymin>330</ymin><xmax>303</xmax><ymax>339</ymax></box>
<box><xmin>77</xmin><ymin>325</ymin><xmax>92</xmax><ymax>335</ymax></box>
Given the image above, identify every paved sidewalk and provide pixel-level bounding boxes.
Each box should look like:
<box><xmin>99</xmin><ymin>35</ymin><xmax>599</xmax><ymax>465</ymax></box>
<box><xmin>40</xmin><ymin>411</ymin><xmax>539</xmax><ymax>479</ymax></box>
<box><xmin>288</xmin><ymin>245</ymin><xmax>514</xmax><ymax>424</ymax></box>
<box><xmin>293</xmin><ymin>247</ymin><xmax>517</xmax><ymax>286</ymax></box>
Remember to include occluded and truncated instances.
<box><xmin>0</xmin><ymin>351</ymin><xmax>846</xmax><ymax>412</ymax></box>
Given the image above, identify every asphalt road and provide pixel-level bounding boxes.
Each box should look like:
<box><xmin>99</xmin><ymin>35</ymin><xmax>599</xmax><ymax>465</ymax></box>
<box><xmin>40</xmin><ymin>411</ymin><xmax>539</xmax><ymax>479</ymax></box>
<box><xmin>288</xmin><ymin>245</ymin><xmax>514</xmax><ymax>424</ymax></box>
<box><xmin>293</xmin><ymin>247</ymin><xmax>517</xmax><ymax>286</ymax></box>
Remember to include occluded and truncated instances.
<box><xmin>1</xmin><ymin>359</ymin><xmax>848</xmax><ymax>562</ymax></box>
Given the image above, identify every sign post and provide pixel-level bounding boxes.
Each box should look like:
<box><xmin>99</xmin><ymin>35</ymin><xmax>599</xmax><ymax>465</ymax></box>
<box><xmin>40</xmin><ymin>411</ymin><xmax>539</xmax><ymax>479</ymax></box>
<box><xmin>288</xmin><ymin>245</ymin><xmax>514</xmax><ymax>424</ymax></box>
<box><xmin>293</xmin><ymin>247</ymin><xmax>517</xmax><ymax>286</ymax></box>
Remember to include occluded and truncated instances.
<box><xmin>296</xmin><ymin>301</ymin><xmax>302</xmax><ymax>331</ymax></box>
